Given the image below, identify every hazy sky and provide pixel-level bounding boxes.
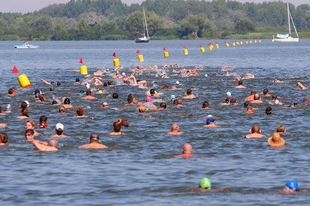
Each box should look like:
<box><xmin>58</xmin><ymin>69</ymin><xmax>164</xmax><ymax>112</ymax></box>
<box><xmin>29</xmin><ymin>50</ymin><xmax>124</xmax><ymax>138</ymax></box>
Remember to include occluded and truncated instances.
<box><xmin>0</xmin><ymin>0</ymin><xmax>309</xmax><ymax>14</ymax></box>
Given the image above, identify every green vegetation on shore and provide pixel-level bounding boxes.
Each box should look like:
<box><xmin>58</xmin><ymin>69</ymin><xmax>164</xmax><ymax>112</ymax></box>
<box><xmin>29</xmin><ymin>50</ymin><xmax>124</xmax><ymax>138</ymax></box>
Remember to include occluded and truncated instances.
<box><xmin>0</xmin><ymin>0</ymin><xmax>309</xmax><ymax>41</ymax></box>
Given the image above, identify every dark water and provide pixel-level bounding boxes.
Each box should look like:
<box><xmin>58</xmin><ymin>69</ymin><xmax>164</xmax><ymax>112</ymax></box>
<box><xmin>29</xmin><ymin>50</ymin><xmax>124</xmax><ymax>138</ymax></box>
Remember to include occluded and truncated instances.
<box><xmin>0</xmin><ymin>40</ymin><xmax>310</xmax><ymax>205</ymax></box>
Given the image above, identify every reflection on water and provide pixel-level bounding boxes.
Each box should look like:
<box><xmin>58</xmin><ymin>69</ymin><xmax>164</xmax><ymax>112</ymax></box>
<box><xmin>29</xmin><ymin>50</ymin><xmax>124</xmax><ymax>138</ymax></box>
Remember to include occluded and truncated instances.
<box><xmin>0</xmin><ymin>40</ymin><xmax>310</xmax><ymax>205</ymax></box>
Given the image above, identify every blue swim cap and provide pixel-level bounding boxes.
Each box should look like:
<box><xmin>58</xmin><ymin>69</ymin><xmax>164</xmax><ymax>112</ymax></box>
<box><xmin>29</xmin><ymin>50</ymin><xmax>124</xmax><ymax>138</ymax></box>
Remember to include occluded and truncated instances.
<box><xmin>122</xmin><ymin>72</ymin><xmax>126</xmax><ymax>76</ymax></box>
<box><xmin>78</xmin><ymin>93</ymin><xmax>84</xmax><ymax>96</ymax></box>
<box><xmin>76</xmin><ymin>78</ymin><xmax>80</xmax><ymax>82</ymax></box>
<box><xmin>171</xmin><ymin>95</ymin><xmax>176</xmax><ymax>99</ymax></box>
<box><xmin>206</xmin><ymin>117</ymin><xmax>214</xmax><ymax>125</ymax></box>
<box><xmin>285</xmin><ymin>180</ymin><xmax>299</xmax><ymax>191</ymax></box>
<box><xmin>153</xmin><ymin>85</ymin><xmax>159</xmax><ymax>90</ymax></box>
<box><xmin>106</xmin><ymin>68</ymin><xmax>109</xmax><ymax>72</ymax></box>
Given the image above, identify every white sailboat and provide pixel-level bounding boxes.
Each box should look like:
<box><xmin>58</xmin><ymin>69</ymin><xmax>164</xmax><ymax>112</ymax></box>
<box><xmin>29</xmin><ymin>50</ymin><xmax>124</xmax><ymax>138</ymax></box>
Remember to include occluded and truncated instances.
<box><xmin>135</xmin><ymin>8</ymin><xmax>150</xmax><ymax>43</ymax></box>
<box><xmin>272</xmin><ymin>3</ymin><xmax>299</xmax><ymax>42</ymax></box>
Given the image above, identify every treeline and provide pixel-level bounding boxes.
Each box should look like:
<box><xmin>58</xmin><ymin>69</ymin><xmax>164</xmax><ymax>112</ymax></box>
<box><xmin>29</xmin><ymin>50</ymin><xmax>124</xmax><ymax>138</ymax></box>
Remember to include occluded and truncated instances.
<box><xmin>0</xmin><ymin>0</ymin><xmax>309</xmax><ymax>41</ymax></box>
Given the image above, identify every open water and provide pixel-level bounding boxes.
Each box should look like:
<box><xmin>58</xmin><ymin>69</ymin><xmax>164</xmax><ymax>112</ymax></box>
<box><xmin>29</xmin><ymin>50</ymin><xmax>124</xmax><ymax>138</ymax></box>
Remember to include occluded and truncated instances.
<box><xmin>0</xmin><ymin>40</ymin><xmax>310</xmax><ymax>205</ymax></box>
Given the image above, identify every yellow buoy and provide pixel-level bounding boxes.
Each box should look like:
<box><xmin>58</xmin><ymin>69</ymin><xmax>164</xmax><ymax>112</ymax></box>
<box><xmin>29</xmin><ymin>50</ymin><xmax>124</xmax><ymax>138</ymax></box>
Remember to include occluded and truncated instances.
<box><xmin>80</xmin><ymin>65</ymin><xmax>88</xmax><ymax>74</ymax></box>
<box><xmin>250</xmin><ymin>40</ymin><xmax>252</xmax><ymax>43</ymax></box>
<box><xmin>240</xmin><ymin>41</ymin><xmax>243</xmax><ymax>45</ymax></box>
<box><xmin>232</xmin><ymin>42</ymin><xmax>236</xmax><ymax>46</ymax></box>
<box><xmin>215</xmin><ymin>43</ymin><xmax>219</xmax><ymax>48</ymax></box>
<box><xmin>200</xmin><ymin>47</ymin><xmax>205</xmax><ymax>53</ymax></box>
<box><xmin>18</xmin><ymin>74</ymin><xmax>31</xmax><ymax>88</ymax></box>
<box><xmin>225</xmin><ymin>43</ymin><xmax>230</xmax><ymax>47</ymax></box>
<box><xmin>259</xmin><ymin>39</ymin><xmax>262</xmax><ymax>43</ymax></box>
<box><xmin>183</xmin><ymin>49</ymin><xmax>188</xmax><ymax>55</ymax></box>
<box><xmin>236</xmin><ymin>42</ymin><xmax>240</xmax><ymax>46</ymax></box>
<box><xmin>113</xmin><ymin>58</ymin><xmax>120</xmax><ymax>67</ymax></box>
<box><xmin>138</xmin><ymin>54</ymin><xmax>144</xmax><ymax>62</ymax></box>
<box><xmin>246</xmin><ymin>40</ymin><xmax>249</xmax><ymax>44</ymax></box>
<box><xmin>164</xmin><ymin>51</ymin><xmax>169</xmax><ymax>58</ymax></box>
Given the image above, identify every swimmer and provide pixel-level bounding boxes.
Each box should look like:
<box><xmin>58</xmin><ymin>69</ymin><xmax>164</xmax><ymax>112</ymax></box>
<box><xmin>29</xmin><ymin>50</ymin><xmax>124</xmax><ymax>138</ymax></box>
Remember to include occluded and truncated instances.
<box><xmin>109</xmin><ymin>119</ymin><xmax>124</xmax><ymax>135</ymax></box>
<box><xmin>82</xmin><ymin>89</ymin><xmax>97</xmax><ymax>100</ymax></box>
<box><xmin>139</xmin><ymin>106</ymin><xmax>146</xmax><ymax>113</ymax></box>
<box><xmin>25</xmin><ymin>129</ymin><xmax>35</xmax><ymax>141</ymax></box>
<box><xmin>39</xmin><ymin>115</ymin><xmax>48</xmax><ymax>128</ymax></box>
<box><xmin>251</xmin><ymin>93</ymin><xmax>263</xmax><ymax>104</ymax></box>
<box><xmin>235</xmin><ymin>80</ymin><xmax>246</xmax><ymax>89</ymax></box>
<box><xmin>157</xmin><ymin>102</ymin><xmax>167</xmax><ymax>110</ymax></box>
<box><xmin>246</xmin><ymin>105</ymin><xmax>254</xmax><ymax>114</ymax></box>
<box><xmin>273</xmin><ymin>78</ymin><xmax>282</xmax><ymax>83</ymax></box>
<box><xmin>50</xmin><ymin>123</ymin><xmax>69</xmax><ymax>138</ymax></box>
<box><xmin>78</xmin><ymin>134</ymin><xmax>108</xmax><ymax>149</ymax></box>
<box><xmin>204</xmin><ymin>116</ymin><xmax>218</xmax><ymax>127</ymax></box>
<box><xmin>102</xmin><ymin>102</ymin><xmax>110</xmax><ymax>108</ymax></box>
<box><xmin>202</xmin><ymin>101</ymin><xmax>210</xmax><ymax>109</ymax></box>
<box><xmin>270</xmin><ymin>95</ymin><xmax>283</xmax><ymax>105</ymax></box>
<box><xmin>245</xmin><ymin>90</ymin><xmax>256</xmax><ymax>101</ymax></box>
<box><xmin>189</xmin><ymin>177</ymin><xmax>226</xmax><ymax>192</ymax></box>
<box><xmin>5</xmin><ymin>104</ymin><xmax>12</xmax><ymax>113</ymax></box>
<box><xmin>303</xmin><ymin>97</ymin><xmax>309</xmax><ymax>103</ymax></box>
<box><xmin>263</xmin><ymin>88</ymin><xmax>271</xmax><ymax>97</ymax></box>
<box><xmin>268</xmin><ymin>132</ymin><xmax>285</xmax><ymax>147</ymax></box>
<box><xmin>63</xmin><ymin>98</ymin><xmax>73</xmax><ymax>108</ymax></box>
<box><xmin>244</xmin><ymin>124</ymin><xmax>265</xmax><ymax>138</ymax></box>
<box><xmin>176</xmin><ymin>99</ymin><xmax>183</xmax><ymax>106</ymax></box>
<box><xmin>17</xmin><ymin>108</ymin><xmax>29</xmax><ymax>119</ymax></box>
<box><xmin>75</xmin><ymin>107</ymin><xmax>87</xmax><ymax>118</ymax></box>
<box><xmin>24</xmin><ymin>121</ymin><xmax>40</xmax><ymax>136</ymax></box>
<box><xmin>276</xmin><ymin>125</ymin><xmax>287</xmax><ymax>133</ymax></box>
<box><xmin>174</xmin><ymin>143</ymin><xmax>197</xmax><ymax>158</ymax></box>
<box><xmin>265</xmin><ymin>106</ymin><xmax>273</xmax><ymax>115</ymax></box>
<box><xmin>297</xmin><ymin>82</ymin><xmax>306</xmax><ymax>90</ymax></box>
<box><xmin>278</xmin><ymin>181</ymin><xmax>309</xmax><ymax>195</ymax></box>
<box><xmin>32</xmin><ymin>139</ymin><xmax>58</xmax><ymax>152</ymax></box>
<box><xmin>35</xmin><ymin>95</ymin><xmax>46</xmax><ymax>103</ymax></box>
<box><xmin>0</xmin><ymin>123</ymin><xmax>7</xmax><ymax>128</ymax></box>
<box><xmin>167</xmin><ymin>124</ymin><xmax>184</xmax><ymax>135</ymax></box>
<box><xmin>183</xmin><ymin>88</ymin><xmax>196</xmax><ymax>99</ymax></box>
<box><xmin>59</xmin><ymin>106</ymin><xmax>67</xmax><ymax>113</ymax></box>
<box><xmin>0</xmin><ymin>133</ymin><xmax>8</xmax><ymax>146</ymax></box>
<box><xmin>242</xmin><ymin>73</ymin><xmax>255</xmax><ymax>79</ymax></box>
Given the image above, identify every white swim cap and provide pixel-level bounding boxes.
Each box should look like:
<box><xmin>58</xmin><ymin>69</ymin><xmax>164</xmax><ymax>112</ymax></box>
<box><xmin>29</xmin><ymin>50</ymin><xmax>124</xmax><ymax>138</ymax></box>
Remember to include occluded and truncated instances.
<box><xmin>226</xmin><ymin>92</ymin><xmax>231</xmax><ymax>97</ymax></box>
<box><xmin>86</xmin><ymin>83</ymin><xmax>90</xmax><ymax>89</ymax></box>
<box><xmin>176</xmin><ymin>81</ymin><xmax>180</xmax><ymax>85</ymax></box>
<box><xmin>275</xmin><ymin>100</ymin><xmax>279</xmax><ymax>105</ymax></box>
<box><xmin>204</xmin><ymin>74</ymin><xmax>208</xmax><ymax>77</ymax></box>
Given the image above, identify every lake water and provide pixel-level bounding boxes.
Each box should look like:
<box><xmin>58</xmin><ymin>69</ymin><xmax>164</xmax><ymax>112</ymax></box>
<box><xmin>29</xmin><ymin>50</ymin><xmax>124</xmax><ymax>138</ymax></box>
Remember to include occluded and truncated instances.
<box><xmin>0</xmin><ymin>40</ymin><xmax>310</xmax><ymax>205</ymax></box>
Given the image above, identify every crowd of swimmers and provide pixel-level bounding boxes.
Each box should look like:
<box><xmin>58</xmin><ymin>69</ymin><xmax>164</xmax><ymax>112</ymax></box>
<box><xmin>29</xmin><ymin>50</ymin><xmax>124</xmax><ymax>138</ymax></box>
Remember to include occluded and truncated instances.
<box><xmin>1</xmin><ymin>62</ymin><xmax>309</xmax><ymax>194</ymax></box>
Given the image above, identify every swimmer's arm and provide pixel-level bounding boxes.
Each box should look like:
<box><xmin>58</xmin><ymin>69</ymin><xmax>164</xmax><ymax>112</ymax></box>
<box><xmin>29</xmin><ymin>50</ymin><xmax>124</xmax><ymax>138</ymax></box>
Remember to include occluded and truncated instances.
<box><xmin>33</xmin><ymin>140</ymin><xmax>58</xmax><ymax>152</ymax></box>
<box><xmin>41</xmin><ymin>79</ymin><xmax>52</xmax><ymax>85</ymax></box>
<box><xmin>0</xmin><ymin>123</ymin><xmax>7</xmax><ymax>128</ymax></box>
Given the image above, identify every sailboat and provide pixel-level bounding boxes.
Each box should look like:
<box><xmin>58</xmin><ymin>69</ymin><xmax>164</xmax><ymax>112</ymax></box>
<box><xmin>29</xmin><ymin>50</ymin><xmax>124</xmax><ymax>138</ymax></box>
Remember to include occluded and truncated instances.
<box><xmin>135</xmin><ymin>8</ymin><xmax>150</xmax><ymax>43</ymax></box>
<box><xmin>272</xmin><ymin>3</ymin><xmax>299</xmax><ymax>42</ymax></box>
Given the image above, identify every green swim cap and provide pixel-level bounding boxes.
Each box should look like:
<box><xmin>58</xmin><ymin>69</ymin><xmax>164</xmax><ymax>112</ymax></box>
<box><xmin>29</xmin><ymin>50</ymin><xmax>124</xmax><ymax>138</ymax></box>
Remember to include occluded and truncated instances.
<box><xmin>199</xmin><ymin>177</ymin><xmax>212</xmax><ymax>189</ymax></box>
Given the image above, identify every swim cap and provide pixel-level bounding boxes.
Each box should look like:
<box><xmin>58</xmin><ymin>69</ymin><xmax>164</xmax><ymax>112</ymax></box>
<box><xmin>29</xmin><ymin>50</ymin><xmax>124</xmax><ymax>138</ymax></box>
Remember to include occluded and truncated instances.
<box><xmin>153</xmin><ymin>85</ymin><xmax>159</xmax><ymax>90</ymax></box>
<box><xmin>226</xmin><ymin>92</ymin><xmax>231</xmax><ymax>97</ymax></box>
<box><xmin>122</xmin><ymin>72</ymin><xmax>126</xmax><ymax>76</ymax></box>
<box><xmin>106</xmin><ymin>68</ymin><xmax>109</xmax><ymax>72</ymax></box>
<box><xmin>207</xmin><ymin>114</ymin><xmax>213</xmax><ymax>118</ymax></box>
<box><xmin>176</xmin><ymin>81</ymin><xmax>180</xmax><ymax>85</ymax></box>
<box><xmin>285</xmin><ymin>180</ymin><xmax>298</xmax><ymax>191</ymax></box>
<box><xmin>206</xmin><ymin>117</ymin><xmax>214</xmax><ymax>125</ymax></box>
<box><xmin>275</xmin><ymin>100</ymin><xmax>279</xmax><ymax>105</ymax></box>
<box><xmin>146</xmin><ymin>96</ymin><xmax>152</xmax><ymax>102</ymax></box>
<box><xmin>199</xmin><ymin>178</ymin><xmax>212</xmax><ymax>189</ymax></box>
<box><xmin>6</xmin><ymin>104</ymin><xmax>11</xmax><ymax>110</ymax></box>
<box><xmin>76</xmin><ymin>78</ymin><xmax>80</xmax><ymax>82</ymax></box>
<box><xmin>86</xmin><ymin>83</ymin><xmax>90</xmax><ymax>89</ymax></box>
<box><xmin>204</xmin><ymin>74</ymin><xmax>208</xmax><ymax>77</ymax></box>
<box><xmin>24</xmin><ymin>101</ymin><xmax>30</xmax><ymax>107</ymax></box>
<box><xmin>171</xmin><ymin>95</ymin><xmax>176</xmax><ymax>99</ymax></box>
<box><xmin>97</xmin><ymin>90</ymin><xmax>103</xmax><ymax>94</ymax></box>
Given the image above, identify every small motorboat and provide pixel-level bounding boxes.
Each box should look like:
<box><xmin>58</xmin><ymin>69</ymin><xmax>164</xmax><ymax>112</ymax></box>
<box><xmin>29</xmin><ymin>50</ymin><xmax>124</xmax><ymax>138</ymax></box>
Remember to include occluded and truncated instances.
<box><xmin>14</xmin><ymin>42</ymin><xmax>39</xmax><ymax>49</ymax></box>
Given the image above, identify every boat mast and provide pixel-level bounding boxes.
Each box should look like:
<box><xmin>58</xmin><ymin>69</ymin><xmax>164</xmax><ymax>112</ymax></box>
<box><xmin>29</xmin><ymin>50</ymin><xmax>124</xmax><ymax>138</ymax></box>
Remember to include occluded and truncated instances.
<box><xmin>143</xmin><ymin>8</ymin><xmax>149</xmax><ymax>39</ymax></box>
<box><xmin>289</xmin><ymin>7</ymin><xmax>299</xmax><ymax>38</ymax></box>
<box><xmin>287</xmin><ymin>3</ymin><xmax>291</xmax><ymax>35</ymax></box>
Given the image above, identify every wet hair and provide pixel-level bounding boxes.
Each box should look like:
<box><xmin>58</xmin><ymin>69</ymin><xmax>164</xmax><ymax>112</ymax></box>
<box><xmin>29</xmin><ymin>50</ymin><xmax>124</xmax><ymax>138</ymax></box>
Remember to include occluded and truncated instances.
<box><xmin>159</xmin><ymin>102</ymin><xmax>167</xmax><ymax>109</ymax></box>
<box><xmin>86</xmin><ymin>90</ymin><xmax>92</xmax><ymax>96</ymax></box>
<box><xmin>90</xmin><ymin>133</ymin><xmax>100</xmax><ymax>142</ymax></box>
<box><xmin>56</xmin><ymin>82</ymin><xmax>61</xmax><ymax>86</ymax></box>
<box><xmin>277</xmin><ymin>125</ymin><xmax>286</xmax><ymax>133</ymax></box>
<box><xmin>230</xmin><ymin>98</ymin><xmax>237</xmax><ymax>105</ymax></box>
<box><xmin>21</xmin><ymin>101</ymin><xmax>28</xmax><ymax>110</ymax></box>
<box><xmin>244</xmin><ymin>101</ymin><xmax>250</xmax><ymax>108</ymax></box>
<box><xmin>8</xmin><ymin>88</ymin><xmax>13</xmax><ymax>94</ymax></box>
<box><xmin>39</xmin><ymin>95</ymin><xmax>45</xmax><ymax>102</ymax></box>
<box><xmin>263</xmin><ymin>88</ymin><xmax>269</xmax><ymax>95</ymax></box>
<box><xmin>49</xmin><ymin>140</ymin><xmax>58</xmax><ymax>147</ymax></box>
<box><xmin>0</xmin><ymin>133</ymin><xmax>8</xmax><ymax>143</ymax></box>
<box><xmin>76</xmin><ymin>78</ymin><xmax>80</xmax><ymax>82</ymax></box>
<box><xmin>225</xmin><ymin>97</ymin><xmax>231</xmax><ymax>103</ymax></box>
<box><xmin>76</xmin><ymin>107</ymin><xmax>85</xmax><ymax>116</ymax></box>
<box><xmin>266</xmin><ymin>106</ymin><xmax>273</xmax><ymax>115</ymax></box>
<box><xmin>22</xmin><ymin>109</ymin><xmax>29</xmax><ymax>117</ymax></box>
<box><xmin>173</xmin><ymin>99</ymin><xmax>178</xmax><ymax>105</ymax></box>
<box><xmin>50</xmin><ymin>87</ymin><xmax>54</xmax><ymax>91</ymax></box>
<box><xmin>176</xmin><ymin>99</ymin><xmax>183</xmax><ymax>105</ymax></box>
<box><xmin>113</xmin><ymin>119</ymin><xmax>122</xmax><ymax>132</ymax></box>
<box><xmin>202</xmin><ymin>101</ymin><xmax>209</xmax><ymax>108</ymax></box>
<box><xmin>150</xmin><ymin>89</ymin><xmax>155</xmax><ymax>95</ymax></box>
<box><xmin>0</xmin><ymin>106</ymin><xmax>2</xmax><ymax>113</ymax></box>
<box><xmin>112</xmin><ymin>93</ymin><xmax>119</xmax><ymax>99</ymax></box>
<box><xmin>127</xmin><ymin>94</ymin><xmax>134</xmax><ymax>104</ymax></box>
<box><xmin>64</xmin><ymin>98</ymin><xmax>70</xmax><ymax>104</ymax></box>
<box><xmin>254</xmin><ymin>93</ymin><xmax>260</xmax><ymax>100</ymax></box>
<box><xmin>34</xmin><ymin>89</ymin><xmax>41</xmax><ymax>98</ymax></box>
<box><xmin>121</xmin><ymin>119</ymin><xmax>129</xmax><ymax>127</ymax></box>
<box><xmin>59</xmin><ymin>106</ymin><xmax>66</xmax><ymax>113</ymax></box>
<box><xmin>25</xmin><ymin>120</ymin><xmax>35</xmax><ymax>128</ymax></box>
<box><xmin>25</xmin><ymin>129</ymin><xmax>35</xmax><ymax>136</ymax></box>
<box><xmin>139</xmin><ymin>106</ymin><xmax>146</xmax><ymax>113</ymax></box>
<box><xmin>238</xmin><ymin>80</ymin><xmax>243</xmax><ymax>85</ymax></box>
<box><xmin>251</xmin><ymin>124</ymin><xmax>260</xmax><ymax>133</ymax></box>
<box><xmin>103</xmin><ymin>82</ymin><xmax>108</xmax><ymax>87</ymax></box>
<box><xmin>56</xmin><ymin>128</ymin><xmax>63</xmax><ymax>135</ymax></box>
<box><xmin>107</xmin><ymin>81</ymin><xmax>113</xmax><ymax>86</ymax></box>
<box><xmin>39</xmin><ymin>115</ymin><xmax>48</xmax><ymax>124</ymax></box>
<box><xmin>52</xmin><ymin>100</ymin><xmax>58</xmax><ymax>105</ymax></box>
<box><xmin>187</xmin><ymin>88</ymin><xmax>192</xmax><ymax>95</ymax></box>
<box><xmin>271</xmin><ymin>95</ymin><xmax>277</xmax><ymax>101</ymax></box>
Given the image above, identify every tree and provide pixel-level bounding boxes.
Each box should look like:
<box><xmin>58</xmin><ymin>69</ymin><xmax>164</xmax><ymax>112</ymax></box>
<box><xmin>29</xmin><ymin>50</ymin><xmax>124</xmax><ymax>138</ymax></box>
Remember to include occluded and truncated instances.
<box><xmin>52</xmin><ymin>20</ymin><xmax>67</xmax><ymax>40</ymax></box>
<box><xmin>235</xmin><ymin>19</ymin><xmax>256</xmax><ymax>33</ymax></box>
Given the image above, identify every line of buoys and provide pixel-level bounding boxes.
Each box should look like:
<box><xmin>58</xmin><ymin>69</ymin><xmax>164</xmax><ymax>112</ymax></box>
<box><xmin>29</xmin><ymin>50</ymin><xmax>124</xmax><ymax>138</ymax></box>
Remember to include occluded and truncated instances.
<box><xmin>208</xmin><ymin>42</ymin><xmax>214</xmax><ymax>51</ymax></box>
<box><xmin>215</xmin><ymin>42</ymin><xmax>219</xmax><ymax>48</ymax></box>
<box><xmin>199</xmin><ymin>44</ymin><xmax>206</xmax><ymax>53</ymax></box>
<box><xmin>113</xmin><ymin>52</ymin><xmax>120</xmax><ymax>67</ymax></box>
<box><xmin>136</xmin><ymin>50</ymin><xmax>144</xmax><ymax>62</ymax></box>
<box><xmin>79</xmin><ymin>57</ymin><xmax>88</xmax><ymax>75</ymax></box>
<box><xmin>163</xmin><ymin>47</ymin><xmax>169</xmax><ymax>58</ymax></box>
<box><xmin>225</xmin><ymin>41</ymin><xmax>230</xmax><ymax>47</ymax></box>
<box><xmin>12</xmin><ymin>65</ymin><xmax>19</xmax><ymax>74</ymax></box>
<box><xmin>18</xmin><ymin>74</ymin><xmax>31</xmax><ymax>88</ymax></box>
<box><xmin>183</xmin><ymin>45</ymin><xmax>188</xmax><ymax>55</ymax></box>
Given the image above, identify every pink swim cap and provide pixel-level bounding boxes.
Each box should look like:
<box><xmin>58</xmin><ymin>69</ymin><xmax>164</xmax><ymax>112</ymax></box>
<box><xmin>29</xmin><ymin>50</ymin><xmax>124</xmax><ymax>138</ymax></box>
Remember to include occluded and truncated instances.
<box><xmin>146</xmin><ymin>96</ymin><xmax>152</xmax><ymax>102</ymax></box>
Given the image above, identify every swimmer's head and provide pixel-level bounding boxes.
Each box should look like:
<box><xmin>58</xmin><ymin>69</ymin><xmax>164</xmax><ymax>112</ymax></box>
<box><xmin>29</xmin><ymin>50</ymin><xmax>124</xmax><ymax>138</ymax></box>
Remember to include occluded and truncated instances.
<box><xmin>277</xmin><ymin>125</ymin><xmax>286</xmax><ymax>133</ymax></box>
<box><xmin>202</xmin><ymin>101</ymin><xmax>209</xmax><ymax>108</ymax></box>
<box><xmin>159</xmin><ymin>102</ymin><xmax>167</xmax><ymax>109</ymax></box>
<box><xmin>206</xmin><ymin>117</ymin><xmax>214</xmax><ymax>125</ymax></box>
<box><xmin>171</xmin><ymin>123</ymin><xmax>180</xmax><ymax>132</ymax></box>
<box><xmin>285</xmin><ymin>180</ymin><xmax>299</xmax><ymax>192</ymax></box>
<box><xmin>90</xmin><ymin>133</ymin><xmax>100</xmax><ymax>143</ymax></box>
<box><xmin>86</xmin><ymin>89</ymin><xmax>92</xmax><ymax>96</ymax></box>
<box><xmin>171</xmin><ymin>95</ymin><xmax>176</xmax><ymax>99</ymax></box>
<box><xmin>265</xmin><ymin>106</ymin><xmax>273</xmax><ymax>115</ymax></box>
<box><xmin>146</xmin><ymin>96</ymin><xmax>152</xmax><ymax>102</ymax></box>
<box><xmin>199</xmin><ymin>177</ymin><xmax>212</xmax><ymax>190</ymax></box>
<box><xmin>263</xmin><ymin>88</ymin><xmax>269</xmax><ymax>95</ymax></box>
<box><xmin>244</xmin><ymin>101</ymin><xmax>250</xmax><ymax>108</ymax></box>
<box><xmin>303</xmin><ymin>97</ymin><xmax>309</xmax><ymax>103</ymax></box>
<box><xmin>150</xmin><ymin>89</ymin><xmax>155</xmax><ymax>95</ymax></box>
<box><xmin>226</xmin><ymin>92</ymin><xmax>231</xmax><ymax>97</ymax></box>
<box><xmin>251</xmin><ymin>124</ymin><xmax>260</xmax><ymax>133</ymax></box>
<box><xmin>75</xmin><ymin>78</ymin><xmax>80</xmax><ymax>82</ymax></box>
<box><xmin>187</xmin><ymin>88</ymin><xmax>192</xmax><ymax>95</ymax></box>
<box><xmin>112</xmin><ymin>93</ymin><xmax>119</xmax><ymax>99</ymax></box>
<box><xmin>64</xmin><ymin>98</ymin><xmax>70</xmax><ymax>104</ymax></box>
<box><xmin>238</xmin><ymin>80</ymin><xmax>243</xmax><ymax>85</ymax></box>
<box><xmin>182</xmin><ymin>143</ymin><xmax>192</xmax><ymax>154</ymax></box>
<box><xmin>49</xmin><ymin>139</ymin><xmax>58</xmax><ymax>148</ymax></box>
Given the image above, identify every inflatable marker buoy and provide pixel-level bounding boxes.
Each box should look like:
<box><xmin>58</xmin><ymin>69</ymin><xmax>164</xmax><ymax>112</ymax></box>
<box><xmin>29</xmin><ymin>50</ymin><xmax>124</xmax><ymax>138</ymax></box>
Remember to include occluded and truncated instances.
<box><xmin>246</xmin><ymin>40</ymin><xmax>249</xmax><ymax>44</ymax></box>
<box><xmin>183</xmin><ymin>49</ymin><xmax>188</xmax><ymax>55</ymax></box>
<box><xmin>200</xmin><ymin>47</ymin><xmax>205</xmax><ymax>53</ymax></box>
<box><xmin>225</xmin><ymin>42</ymin><xmax>230</xmax><ymax>47</ymax></box>
<box><xmin>80</xmin><ymin>65</ymin><xmax>88</xmax><ymax>74</ymax></box>
<box><xmin>164</xmin><ymin>51</ymin><xmax>169</xmax><ymax>58</ymax></box>
<box><xmin>138</xmin><ymin>54</ymin><xmax>144</xmax><ymax>62</ymax></box>
<box><xmin>113</xmin><ymin>58</ymin><xmax>120</xmax><ymax>67</ymax></box>
<box><xmin>215</xmin><ymin>42</ymin><xmax>219</xmax><ymax>48</ymax></box>
<box><xmin>12</xmin><ymin>65</ymin><xmax>19</xmax><ymax>74</ymax></box>
<box><xmin>18</xmin><ymin>74</ymin><xmax>31</xmax><ymax>88</ymax></box>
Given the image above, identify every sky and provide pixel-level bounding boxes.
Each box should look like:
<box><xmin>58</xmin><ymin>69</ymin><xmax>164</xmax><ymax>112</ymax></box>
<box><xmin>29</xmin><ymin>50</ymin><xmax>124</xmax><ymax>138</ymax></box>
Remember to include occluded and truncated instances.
<box><xmin>0</xmin><ymin>0</ymin><xmax>309</xmax><ymax>14</ymax></box>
